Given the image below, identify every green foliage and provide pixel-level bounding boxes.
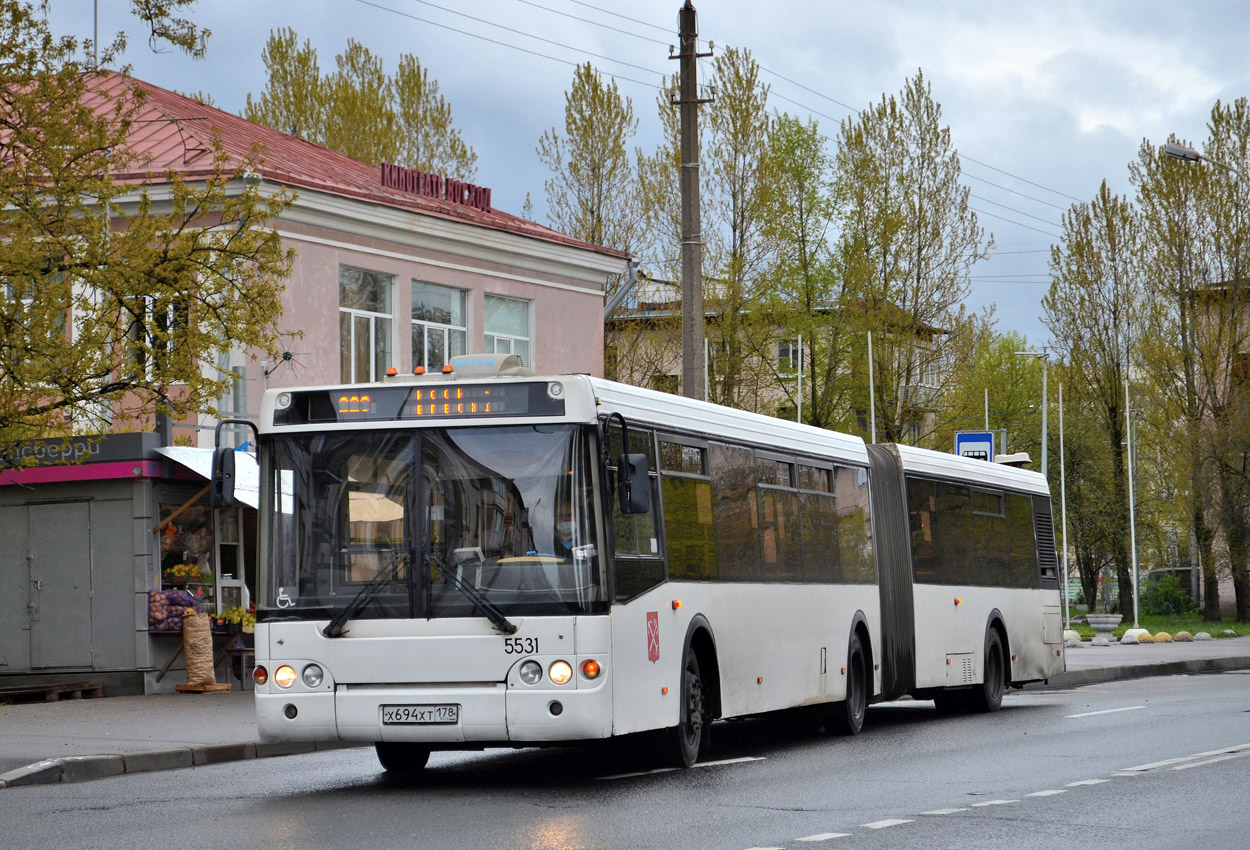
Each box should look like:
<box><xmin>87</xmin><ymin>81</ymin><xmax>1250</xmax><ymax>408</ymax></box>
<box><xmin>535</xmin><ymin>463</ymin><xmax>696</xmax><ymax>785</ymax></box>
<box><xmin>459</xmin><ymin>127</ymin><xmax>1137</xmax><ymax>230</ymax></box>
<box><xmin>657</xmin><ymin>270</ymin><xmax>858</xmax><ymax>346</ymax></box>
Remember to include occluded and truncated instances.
<box><xmin>1141</xmin><ymin>573</ymin><xmax>1198</xmax><ymax>617</ymax></box>
<box><xmin>835</xmin><ymin>70</ymin><xmax>993</xmax><ymax>445</ymax></box>
<box><xmin>537</xmin><ymin>62</ymin><xmax>642</xmax><ymax>253</ymax></box>
<box><xmin>245</xmin><ymin>29</ymin><xmax>476</xmax><ymax>179</ymax></box>
<box><xmin>0</xmin><ymin>1</ymin><xmax>295</xmax><ymax>454</ymax></box>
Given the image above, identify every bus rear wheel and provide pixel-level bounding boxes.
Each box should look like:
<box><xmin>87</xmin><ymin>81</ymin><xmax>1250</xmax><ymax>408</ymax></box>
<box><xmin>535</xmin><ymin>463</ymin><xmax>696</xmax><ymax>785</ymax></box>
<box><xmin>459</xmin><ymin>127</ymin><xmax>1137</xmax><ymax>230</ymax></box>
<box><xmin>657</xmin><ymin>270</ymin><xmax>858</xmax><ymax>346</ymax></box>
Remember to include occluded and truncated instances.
<box><xmin>667</xmin><ymin>649</ymin><xmax>709</xmax><ymax>768</ymax></box>
<box><xmin>967</xmin><ymin>629</ymin><xmax>1006</xmax><ymax>714</ymax></box>
<box><xmin>374</xmin><ymin>742</ymin><xmax>431</xmax><ymax>775</ymax></box>
<box><xmin>832</xmin><ymin>632</ymin><xmax>868</xmax><ymax>735</ymax></box>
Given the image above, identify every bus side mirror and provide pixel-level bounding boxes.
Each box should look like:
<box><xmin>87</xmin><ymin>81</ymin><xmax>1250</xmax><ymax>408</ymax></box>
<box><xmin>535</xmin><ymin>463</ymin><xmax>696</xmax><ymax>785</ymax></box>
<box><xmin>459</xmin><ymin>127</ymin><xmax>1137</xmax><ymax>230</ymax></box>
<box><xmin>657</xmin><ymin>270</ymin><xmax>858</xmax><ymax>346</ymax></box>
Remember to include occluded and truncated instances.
<box><xmin>211</xmin><ymin>447</ymin><xmax>236</xmax><ymax>508</ymax></box>
<box><xmin>617</xmin><ymin>453</ymin><xmax>650</xmax><ymax>514</ymax></box>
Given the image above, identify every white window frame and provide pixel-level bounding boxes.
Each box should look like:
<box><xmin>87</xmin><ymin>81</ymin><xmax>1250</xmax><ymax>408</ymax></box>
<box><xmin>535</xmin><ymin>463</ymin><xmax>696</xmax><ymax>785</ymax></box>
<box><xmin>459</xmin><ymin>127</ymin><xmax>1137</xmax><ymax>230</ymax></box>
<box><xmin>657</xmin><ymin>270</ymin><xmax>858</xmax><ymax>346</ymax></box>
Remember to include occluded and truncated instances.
<box><xmin>411</xmin><ymin>281</ymin><xmax>468</xmax><ymax>373</ymax></box>
<box><xmin>339</xmin><ymin>266</ymin><xmax>394</xmax><ymax>383</ymax></box>
<box><xmin>483</xmin><ymin>294</ymin><xmax>531</xmax><ymax>366</ymax></box>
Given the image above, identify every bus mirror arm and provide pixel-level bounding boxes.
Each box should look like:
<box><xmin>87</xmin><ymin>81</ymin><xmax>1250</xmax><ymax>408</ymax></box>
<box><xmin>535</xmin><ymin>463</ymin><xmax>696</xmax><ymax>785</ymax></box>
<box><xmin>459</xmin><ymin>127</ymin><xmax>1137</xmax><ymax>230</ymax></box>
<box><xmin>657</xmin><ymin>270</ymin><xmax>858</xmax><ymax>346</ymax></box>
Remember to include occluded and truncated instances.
<box><xmin>618</xmin><ymin>453</ymin><xmax>651</xmax><ymax>515</ymax></box>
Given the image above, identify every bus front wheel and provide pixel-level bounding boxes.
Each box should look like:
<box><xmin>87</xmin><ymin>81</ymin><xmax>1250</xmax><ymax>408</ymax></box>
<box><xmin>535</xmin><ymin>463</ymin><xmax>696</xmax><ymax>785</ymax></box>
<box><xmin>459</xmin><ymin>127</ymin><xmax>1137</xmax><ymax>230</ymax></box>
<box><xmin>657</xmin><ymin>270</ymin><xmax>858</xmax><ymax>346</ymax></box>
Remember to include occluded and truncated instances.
<box><xmin>374</xmin><ymin>742</ymin><xmax>431</xmax><ymax>775</ymax></box>
<box><xmin>667</xmin><ymin>648</ymin><xmax>709</xmax><ymax>768</ymax></box>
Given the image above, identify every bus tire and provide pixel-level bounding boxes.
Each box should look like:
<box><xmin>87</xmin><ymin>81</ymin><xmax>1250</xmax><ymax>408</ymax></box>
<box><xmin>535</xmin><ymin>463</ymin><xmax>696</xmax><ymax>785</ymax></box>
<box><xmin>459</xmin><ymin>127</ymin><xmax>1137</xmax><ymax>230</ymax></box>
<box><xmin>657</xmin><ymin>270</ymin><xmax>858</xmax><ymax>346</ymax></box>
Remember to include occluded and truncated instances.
<box><xmin>967</xmin><ymin>628</ymin><xmax>1006</xmax><ymax>714</ymax></box>
<box><xmin>668</xmin><ymin>647</ymin><xmax>709</xmax><ymax>768</ymax></box>
<box><xmin>374</xmin><ymin>742</ymin><xmax>431</xmax><ymax>775</ymax></box>
<box><xmin>832</xmin><ymin>632</ymin><xmax>868</xmax><ymax>735</ymax></box>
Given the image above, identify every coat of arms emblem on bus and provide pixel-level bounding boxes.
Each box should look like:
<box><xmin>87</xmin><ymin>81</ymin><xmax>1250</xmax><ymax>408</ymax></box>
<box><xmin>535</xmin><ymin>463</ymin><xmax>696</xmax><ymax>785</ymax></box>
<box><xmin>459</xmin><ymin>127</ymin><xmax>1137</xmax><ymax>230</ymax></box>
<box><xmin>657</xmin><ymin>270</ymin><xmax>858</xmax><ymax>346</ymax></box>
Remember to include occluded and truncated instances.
<box><xmin>647</xmin><ymin>611</ymin><xmax>660</xmax><ymax>663</ymax></box>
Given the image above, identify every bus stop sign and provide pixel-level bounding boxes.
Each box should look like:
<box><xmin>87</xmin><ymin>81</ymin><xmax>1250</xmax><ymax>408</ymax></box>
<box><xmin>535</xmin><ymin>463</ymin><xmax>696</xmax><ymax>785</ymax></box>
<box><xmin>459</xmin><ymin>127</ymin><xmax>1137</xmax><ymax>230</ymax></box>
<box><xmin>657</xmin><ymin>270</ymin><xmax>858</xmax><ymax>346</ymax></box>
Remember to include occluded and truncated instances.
<box><xmin>955</xmin><ymin>431</ymin><xmax>996</xmax><ymax>462</ymax></box>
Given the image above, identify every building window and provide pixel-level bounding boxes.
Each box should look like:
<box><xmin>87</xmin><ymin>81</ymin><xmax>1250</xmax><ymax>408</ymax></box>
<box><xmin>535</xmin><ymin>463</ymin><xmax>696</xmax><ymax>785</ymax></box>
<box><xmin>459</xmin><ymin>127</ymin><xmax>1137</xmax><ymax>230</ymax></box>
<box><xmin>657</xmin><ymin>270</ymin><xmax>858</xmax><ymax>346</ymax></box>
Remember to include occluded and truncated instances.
<box><xmin>778</xmin><ymin>339</ymin><xmax>800</xmax><ymax>374</ymax></box>
<box><xmin>339</xmin><ymin>267</ymin><xmax>393</xmax><ymax>383</ymax></box>
<box><xmin>484</xmin><ymin>294</ymin><xmax>530</xmax><ymax>366</ymax></box>
<box><xmin>411</xmin><ymin>281</ymin><xmax>467</xmax><ymax>373</ymax></box>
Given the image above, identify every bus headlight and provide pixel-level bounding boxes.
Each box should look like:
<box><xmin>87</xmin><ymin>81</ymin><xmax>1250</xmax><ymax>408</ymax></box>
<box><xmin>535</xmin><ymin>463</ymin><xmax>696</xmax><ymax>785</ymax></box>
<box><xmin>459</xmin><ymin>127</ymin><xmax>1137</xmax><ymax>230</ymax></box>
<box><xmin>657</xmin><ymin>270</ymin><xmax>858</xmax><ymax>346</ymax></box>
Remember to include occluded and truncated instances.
<box><xmin>301</xmin><ymin>664</ymin><xmax>324</xmax><ymax>688</ymax></box>
<box><xmin>274</xmin><ymin>665</ymin><xmax>297</xmax><ymax>688</ymax></box>
<box><xmin>549</xmin><ymin>660</ymin><xmax>573</xmax><ymax>686</ymax></box>
<box><xmin>519</xmin><ymin>660</ymin><xmax>543</xmax><ymax>685</ymax></box>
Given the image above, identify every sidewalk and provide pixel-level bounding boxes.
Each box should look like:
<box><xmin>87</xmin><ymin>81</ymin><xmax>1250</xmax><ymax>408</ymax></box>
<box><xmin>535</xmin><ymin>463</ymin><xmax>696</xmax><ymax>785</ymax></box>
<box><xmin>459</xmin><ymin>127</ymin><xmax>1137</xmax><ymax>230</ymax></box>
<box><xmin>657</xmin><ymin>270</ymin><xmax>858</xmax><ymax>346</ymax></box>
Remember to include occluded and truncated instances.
<box><xmin>4</xmin><ymin>635</ymin><xmax>1250</xmax><ymax>789</ymax></box>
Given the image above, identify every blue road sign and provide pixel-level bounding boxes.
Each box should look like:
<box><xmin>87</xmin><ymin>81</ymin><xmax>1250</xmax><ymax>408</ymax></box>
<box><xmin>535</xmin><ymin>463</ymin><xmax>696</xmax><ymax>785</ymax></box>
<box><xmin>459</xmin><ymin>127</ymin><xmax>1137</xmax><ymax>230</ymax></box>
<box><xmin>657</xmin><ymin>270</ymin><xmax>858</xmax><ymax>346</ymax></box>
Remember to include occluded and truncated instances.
<box><xmin>955</xmin><ymin>430</ymin><xmax>996</xmax><ymax>462</ymax></box>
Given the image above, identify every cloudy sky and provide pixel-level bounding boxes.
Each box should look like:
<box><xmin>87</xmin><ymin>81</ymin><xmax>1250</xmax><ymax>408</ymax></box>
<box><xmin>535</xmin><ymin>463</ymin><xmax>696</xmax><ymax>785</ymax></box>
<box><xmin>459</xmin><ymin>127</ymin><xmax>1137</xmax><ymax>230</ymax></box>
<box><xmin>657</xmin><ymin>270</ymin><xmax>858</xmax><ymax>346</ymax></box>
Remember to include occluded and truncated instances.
<box><xmin>47</xmin><ymin>0</ymin><xmax>1250</xmax><ymax>345</ymax></box>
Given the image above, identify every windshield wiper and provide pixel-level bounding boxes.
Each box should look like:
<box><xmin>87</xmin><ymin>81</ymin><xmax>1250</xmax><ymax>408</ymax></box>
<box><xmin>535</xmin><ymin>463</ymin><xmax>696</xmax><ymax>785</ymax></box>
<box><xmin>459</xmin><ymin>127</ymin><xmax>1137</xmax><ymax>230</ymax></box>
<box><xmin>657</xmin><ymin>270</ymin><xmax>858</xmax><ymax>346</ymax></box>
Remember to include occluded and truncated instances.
<box><xmin>428</xmin><ymin>552</ymin><xmax>518</xmax><ymax>635</ymax></box>
<box><xmin>322</xmin><ymin>551</ymin><xmax>407</xmax><ymax>638</ymax></box>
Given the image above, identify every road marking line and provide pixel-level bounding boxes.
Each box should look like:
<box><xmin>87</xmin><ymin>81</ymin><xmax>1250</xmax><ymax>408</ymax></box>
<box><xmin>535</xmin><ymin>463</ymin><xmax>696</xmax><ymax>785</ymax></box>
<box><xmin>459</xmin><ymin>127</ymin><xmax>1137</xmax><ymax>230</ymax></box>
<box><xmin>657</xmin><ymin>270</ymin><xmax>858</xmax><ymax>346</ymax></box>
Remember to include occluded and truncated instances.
<box><xmin>597</xmin><ymin>755</ymin><xmax>764</xmax><ymax>780</ymax></box>
<box><xmin>971</xmin><ymin>799</ymin><xmax>1018</xmax><ymax>807</ymax></box>
<box><xmin>696</xmin><ymin>756</ymin><xmax>767</xmax><ymax>768</ymax></box>
<box><xmin>1026</xmin><ymin>790</ymin><xmax>1067</xmax><ymax>797</ymax></box>
<box><xmin>1121</xmin><ymin>743</ymin><xmax>1250</xmax><ymax>773</ymax></box>
<box><xmin>921</xmin><ymin>808</ymin><xmax>968</xmax><ymax>815</ymax></box>
<box><xmin>740</xmin><ymin>846</ymin><xmax>783</xmax><ymax>850</ymax></box>
<box><xmin>1172</xmin><ymin>751</ymin><xmax>1250</xmax><ymax>771</ymax></box>
<box><xmin>795</xmin><ymin>834</ymin><xmax>851</xmax><ymax>842</ymax></box>
<box><xmin>1065</xmin><ymin>705</ymin><xmax>1147</xmax><ymax>719</ymax></box>
<box><xmin>1066</xmin><ymin>779</ymin><xmax>1111</xmax><ymax>787</ymax></box>
<box><xmin>861</xmin><ymin>819</ymin><xmax>913</xmax><ymax>829</ymax></box>
<box><xmin>597</xmin><ymin>767</ymin><xmax>676</xmax><ymax>780</ymax></box>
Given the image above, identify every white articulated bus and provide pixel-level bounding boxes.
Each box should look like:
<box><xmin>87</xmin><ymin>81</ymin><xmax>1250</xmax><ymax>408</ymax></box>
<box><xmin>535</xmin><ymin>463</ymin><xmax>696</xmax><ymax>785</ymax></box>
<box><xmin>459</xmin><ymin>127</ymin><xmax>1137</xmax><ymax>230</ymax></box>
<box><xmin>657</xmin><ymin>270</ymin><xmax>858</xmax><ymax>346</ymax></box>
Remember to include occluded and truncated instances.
<box><xmin>226</xmin><ymin>354</ymin><xmax>1064</xmax><ymax>773</ymax></box>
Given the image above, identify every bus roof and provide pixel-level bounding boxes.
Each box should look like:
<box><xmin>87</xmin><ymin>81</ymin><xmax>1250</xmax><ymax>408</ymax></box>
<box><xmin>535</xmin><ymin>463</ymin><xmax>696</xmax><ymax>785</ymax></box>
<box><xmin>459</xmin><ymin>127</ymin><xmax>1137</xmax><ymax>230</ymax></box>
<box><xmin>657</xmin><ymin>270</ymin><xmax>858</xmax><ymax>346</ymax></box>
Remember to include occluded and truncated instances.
<box><xmin>586</xmin><ymin>376</ymin><xmax>871</xmax><ymax>466</ymax></box>
<box><xmin>893</xmin><ymin>443</ymin><xmax>1050</xmax><ymax>496</ymax></box>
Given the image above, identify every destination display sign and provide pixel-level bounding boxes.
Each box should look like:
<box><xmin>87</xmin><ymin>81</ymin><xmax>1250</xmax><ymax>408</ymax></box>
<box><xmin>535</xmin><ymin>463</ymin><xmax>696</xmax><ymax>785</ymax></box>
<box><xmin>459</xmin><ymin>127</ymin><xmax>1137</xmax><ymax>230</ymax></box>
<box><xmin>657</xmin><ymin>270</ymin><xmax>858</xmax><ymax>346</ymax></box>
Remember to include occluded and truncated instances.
<box><xmin>274</xmin><ymin>382</ymin><xmax>564</xmax><ymax>425</ymax></box>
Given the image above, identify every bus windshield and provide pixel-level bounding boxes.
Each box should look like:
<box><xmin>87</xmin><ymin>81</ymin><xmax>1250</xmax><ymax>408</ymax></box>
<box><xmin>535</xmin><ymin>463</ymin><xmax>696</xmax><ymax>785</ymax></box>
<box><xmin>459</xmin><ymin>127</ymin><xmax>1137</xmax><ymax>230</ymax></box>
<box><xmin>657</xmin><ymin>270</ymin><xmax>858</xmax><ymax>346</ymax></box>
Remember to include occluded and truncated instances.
<box><xmin>259</xmin><ymin>424</ymin><xmax>604</xmax><ymax>621</ymax></box>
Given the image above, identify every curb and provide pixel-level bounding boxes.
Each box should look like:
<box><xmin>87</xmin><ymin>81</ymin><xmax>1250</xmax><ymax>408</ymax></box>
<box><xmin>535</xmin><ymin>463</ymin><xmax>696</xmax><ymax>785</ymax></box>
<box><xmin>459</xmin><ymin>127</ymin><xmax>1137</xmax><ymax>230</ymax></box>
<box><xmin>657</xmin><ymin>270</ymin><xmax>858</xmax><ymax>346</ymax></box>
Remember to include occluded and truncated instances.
<box><xmin>0</xmin><ymin>740</ymin><xmax>364</xmax><ymax>789</ymax></box>
<box><xmin>1041</xmin><ymin>655</ymin><xmax>1250</xmax><ymax>690</ymax></box>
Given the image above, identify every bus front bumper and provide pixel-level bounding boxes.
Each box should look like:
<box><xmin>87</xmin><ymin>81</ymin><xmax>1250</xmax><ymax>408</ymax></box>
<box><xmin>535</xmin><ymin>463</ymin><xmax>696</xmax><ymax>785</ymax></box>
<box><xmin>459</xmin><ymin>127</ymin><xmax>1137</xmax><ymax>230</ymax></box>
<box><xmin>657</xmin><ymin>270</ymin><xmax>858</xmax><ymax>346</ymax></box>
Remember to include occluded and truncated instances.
<box><xmin>256</xmin><ymin>678</ymin><xmax>613</xmax><ymax>745</ymax></box>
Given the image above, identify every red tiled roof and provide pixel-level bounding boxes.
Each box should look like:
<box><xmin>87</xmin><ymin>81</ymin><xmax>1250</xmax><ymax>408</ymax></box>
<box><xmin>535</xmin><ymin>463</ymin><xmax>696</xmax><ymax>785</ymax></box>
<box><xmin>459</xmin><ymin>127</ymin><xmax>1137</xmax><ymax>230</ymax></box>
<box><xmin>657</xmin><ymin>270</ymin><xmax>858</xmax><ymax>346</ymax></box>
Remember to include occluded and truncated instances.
<box><xmin>84</xmin><ymin>71</ymin><xmax>628</xmax><ymax>260</ymax></box>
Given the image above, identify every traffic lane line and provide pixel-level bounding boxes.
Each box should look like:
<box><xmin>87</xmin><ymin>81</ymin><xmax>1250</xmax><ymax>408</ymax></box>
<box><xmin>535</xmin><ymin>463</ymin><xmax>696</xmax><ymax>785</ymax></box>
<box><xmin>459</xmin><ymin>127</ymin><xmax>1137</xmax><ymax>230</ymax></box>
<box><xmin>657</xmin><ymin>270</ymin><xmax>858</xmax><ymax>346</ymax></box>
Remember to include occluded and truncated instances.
<box><xmin>1065</xmin><ymin>705</ymin><xmax>1147</xmax><ymax>718</ymax></box>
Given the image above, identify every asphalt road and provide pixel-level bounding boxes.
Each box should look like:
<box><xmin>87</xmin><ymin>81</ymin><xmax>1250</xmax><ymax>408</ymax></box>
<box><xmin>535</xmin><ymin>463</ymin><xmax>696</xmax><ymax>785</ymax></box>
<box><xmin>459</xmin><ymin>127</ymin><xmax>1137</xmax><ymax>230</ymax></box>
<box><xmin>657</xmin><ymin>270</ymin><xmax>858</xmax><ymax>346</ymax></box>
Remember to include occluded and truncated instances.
<box><xmin>4</xmin><ymin>671</ymin><xmax>1248</xmax><ymax>850</ymax></box>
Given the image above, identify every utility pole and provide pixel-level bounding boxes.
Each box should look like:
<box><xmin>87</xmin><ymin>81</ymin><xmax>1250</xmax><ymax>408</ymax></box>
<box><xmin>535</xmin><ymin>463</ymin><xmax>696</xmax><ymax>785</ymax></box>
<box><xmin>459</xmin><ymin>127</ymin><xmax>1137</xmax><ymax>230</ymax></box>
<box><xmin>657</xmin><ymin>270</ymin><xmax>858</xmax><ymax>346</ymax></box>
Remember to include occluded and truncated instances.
<box><xmin>672</xmin><ymin>1</ymin><xmax>712</xmax><ymax>400</ymax></box>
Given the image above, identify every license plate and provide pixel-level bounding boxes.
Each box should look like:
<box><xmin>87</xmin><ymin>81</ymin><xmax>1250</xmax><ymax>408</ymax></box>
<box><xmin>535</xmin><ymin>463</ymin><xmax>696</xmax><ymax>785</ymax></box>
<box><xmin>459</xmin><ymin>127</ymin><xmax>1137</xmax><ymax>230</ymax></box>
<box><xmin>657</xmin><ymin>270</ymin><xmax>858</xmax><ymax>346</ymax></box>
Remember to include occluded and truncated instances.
<box><xmin>381</xmin><ymin>704</ymin><xmax>460</xmax><ymax>725</ymax></box>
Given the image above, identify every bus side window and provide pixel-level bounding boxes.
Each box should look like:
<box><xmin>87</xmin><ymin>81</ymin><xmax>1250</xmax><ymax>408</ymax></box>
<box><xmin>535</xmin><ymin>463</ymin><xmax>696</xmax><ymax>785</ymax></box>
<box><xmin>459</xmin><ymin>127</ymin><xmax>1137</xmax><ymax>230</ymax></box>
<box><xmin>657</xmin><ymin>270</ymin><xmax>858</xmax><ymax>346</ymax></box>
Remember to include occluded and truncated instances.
<box><xmin>607</xmin><ymin>425</ymin><xmax>665</xmax><ymax>601</ymax></box>
<box><xmin>836</xmin><ymin>465</ymin><xmax>875</xmax><ymax>583</ymax></box>
<box><xmin>659</xmin><ymin>438</ymin><xmax>718</xmax><ymax>582</ymax></box>
<box><xmin>710</xmin><ymin>443</ymin><xmax>760</xmax><ymax>581</ymax></box>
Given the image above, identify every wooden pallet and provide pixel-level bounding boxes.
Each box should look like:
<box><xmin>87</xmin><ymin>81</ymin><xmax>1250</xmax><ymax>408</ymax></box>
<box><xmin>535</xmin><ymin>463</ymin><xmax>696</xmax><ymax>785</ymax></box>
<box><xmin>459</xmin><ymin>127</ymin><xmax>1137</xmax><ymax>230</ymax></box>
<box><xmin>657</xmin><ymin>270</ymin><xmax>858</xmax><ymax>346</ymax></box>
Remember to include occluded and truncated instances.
<box><xmin>0</xmin><ymin>681</ymin><xmax>104</xmax><ymax>703</ymax></box>
<box><xmin>175</xmin><ymin>682</ymin><xmax>232</xmax><ymax>694</ymax></box>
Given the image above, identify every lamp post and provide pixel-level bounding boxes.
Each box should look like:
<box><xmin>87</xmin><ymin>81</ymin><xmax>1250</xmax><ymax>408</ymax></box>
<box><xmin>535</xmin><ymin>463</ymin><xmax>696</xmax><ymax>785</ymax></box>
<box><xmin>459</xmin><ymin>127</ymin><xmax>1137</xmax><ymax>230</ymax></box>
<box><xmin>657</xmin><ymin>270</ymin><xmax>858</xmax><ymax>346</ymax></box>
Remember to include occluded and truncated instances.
<box><xmin>1162</xmin><ymin>141</ymin><xmax>1245</xmax><ymax>180</ymax></box>
<box><xmin>1058</xmin><ymin>382</ymin><xmax>1070</xmax><ymax>629</ymax></box>
<box><xmin>1014</xmin><ymin>349</ymin><xmax>1048</xmax><ymax>479</ymax></box>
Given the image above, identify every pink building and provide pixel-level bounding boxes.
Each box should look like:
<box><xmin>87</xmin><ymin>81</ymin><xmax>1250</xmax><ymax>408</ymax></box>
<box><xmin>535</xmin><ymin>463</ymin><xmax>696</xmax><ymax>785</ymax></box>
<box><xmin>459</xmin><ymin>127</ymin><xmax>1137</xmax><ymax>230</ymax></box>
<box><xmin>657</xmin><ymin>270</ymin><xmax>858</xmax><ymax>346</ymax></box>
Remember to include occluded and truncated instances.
<box><xmin>96</xmin><ymin>72</ymin><xmax>629</xmax><ymax>445</ymax></box>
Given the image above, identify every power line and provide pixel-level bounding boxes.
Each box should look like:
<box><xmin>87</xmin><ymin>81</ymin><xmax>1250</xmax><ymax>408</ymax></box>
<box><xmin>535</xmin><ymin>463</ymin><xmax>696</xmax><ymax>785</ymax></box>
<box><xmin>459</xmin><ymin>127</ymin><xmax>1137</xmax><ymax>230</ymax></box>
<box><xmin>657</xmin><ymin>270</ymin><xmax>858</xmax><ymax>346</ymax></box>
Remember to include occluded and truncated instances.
<box><xmin>511</xmin><ymin>0</ymin><xmax>670</xmax><ymax>46</ymax></box>
<box><xmin>969</xmin><ymin>194</ymin><xmax>1062</xmax><ymax>229</ymax></box>
<box><xmin>400</xmin><ymin>0</ymin><xmax>668</xmax><ymax>80</ymax></box>
<box><xmin>362</xmin><ymin>0</ymin><xmax>1080</xmax><ymax>227</ymax></box>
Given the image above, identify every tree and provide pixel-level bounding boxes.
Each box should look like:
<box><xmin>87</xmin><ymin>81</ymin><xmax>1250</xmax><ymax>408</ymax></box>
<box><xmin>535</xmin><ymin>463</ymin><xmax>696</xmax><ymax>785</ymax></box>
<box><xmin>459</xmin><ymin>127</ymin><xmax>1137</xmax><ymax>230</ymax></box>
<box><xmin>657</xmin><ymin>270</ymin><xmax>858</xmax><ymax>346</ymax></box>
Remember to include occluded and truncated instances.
<box><xmin>0</xmin><ymin>2</ymin><xmax>295</xmax><ymax>458</ymax></box>
<box><xmin>245</xmin><ymin>31</ymin><xmax>477</xmax><ymax>179</ymax></box>
<box><xmin>129</xmin><ymin>0</ymin><xmax>210</xmax><ymax>58</ymax></box>
<box><xmin>932</xmin><ymin>330</ymin><xmax>1040</xmax><ymax>460</ymax></box>
<box><xmin>1044</xmin><ymin>181</ymin><xmax>1144</xmax><ymax>614</ymax></box>
<box><xmin>243</xmin><ymin>27</ymin><xmax>324</xmax><ymax>141</ymax></box>
<box><xmin>757</xmin><ymin>112</ymin><xmax>850</xmax><ymax>429</ymax></box>
<box><xmin>537</xmin><ymin>62</ymin><xmax>642</xmax><ymax>254</ymax></box>
<box><xmin>835</xmin><ymin>70</ymin><xmax>992</xmax><ymax>444</ymax></box>
<box><xmin>702</xmin><ymin>46</ymin><xmax>777</xmax><ymax>410</ymax></box>
<box><xmin>1134</xmin><ymin>101</ymin><xmax>1250</xmax><ymax>620</ymax></box>
<box><xmin>394</xmin><ymin>54</ymin><xmax>477</xmax><ymax>179</ymax></box>
<box><xmin>321</xmin><ymin>38</ymin><xmax>398</xmax><ymax>165</ymax></box>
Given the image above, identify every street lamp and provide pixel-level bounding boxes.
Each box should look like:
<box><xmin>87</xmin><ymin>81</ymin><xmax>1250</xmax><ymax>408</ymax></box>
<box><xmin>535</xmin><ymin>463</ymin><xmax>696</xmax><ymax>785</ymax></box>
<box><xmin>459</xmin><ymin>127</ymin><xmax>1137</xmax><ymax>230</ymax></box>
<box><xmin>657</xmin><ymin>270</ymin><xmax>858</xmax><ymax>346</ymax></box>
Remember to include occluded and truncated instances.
<box><xmin>1014</xmin><ymin>349</ymin><xmax>1048</xmax><ymax>479</ymax></box>
<box><xmin>1162</xmin><ymin>141</ymin><xmax>1245</xmax><ymax>179</ymax></box>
